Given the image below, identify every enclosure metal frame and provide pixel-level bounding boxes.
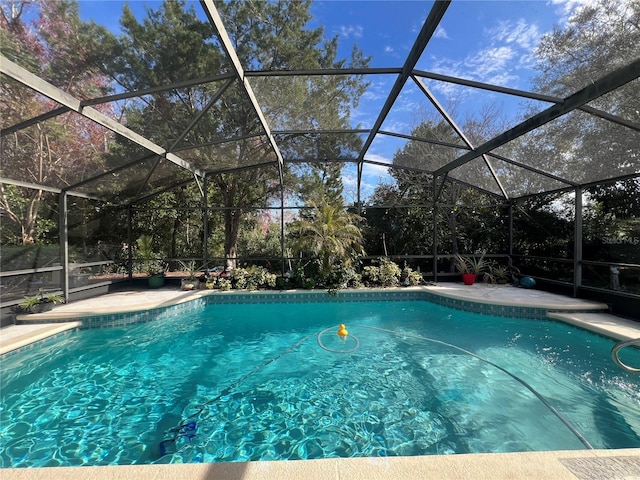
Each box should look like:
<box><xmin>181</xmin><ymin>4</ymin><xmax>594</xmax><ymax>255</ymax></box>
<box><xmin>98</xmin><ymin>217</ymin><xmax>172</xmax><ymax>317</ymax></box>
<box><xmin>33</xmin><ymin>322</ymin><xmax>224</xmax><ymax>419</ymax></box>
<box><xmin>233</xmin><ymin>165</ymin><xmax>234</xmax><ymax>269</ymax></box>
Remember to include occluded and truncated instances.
<box><xmin>1</xmin><ymin>0</ymin><xmax>639</xmax><ymax>307</ymax></box>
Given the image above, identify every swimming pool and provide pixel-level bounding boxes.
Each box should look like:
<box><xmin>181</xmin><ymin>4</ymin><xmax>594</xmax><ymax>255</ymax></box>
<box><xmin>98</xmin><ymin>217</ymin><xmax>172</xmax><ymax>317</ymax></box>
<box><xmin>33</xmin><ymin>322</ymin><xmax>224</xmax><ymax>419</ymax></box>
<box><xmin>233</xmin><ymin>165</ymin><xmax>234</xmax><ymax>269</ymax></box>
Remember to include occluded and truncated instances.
<box><xmin>1</xmin><ymin>296</ymin><xmax>639</xmax><ymax>467</ymax></box>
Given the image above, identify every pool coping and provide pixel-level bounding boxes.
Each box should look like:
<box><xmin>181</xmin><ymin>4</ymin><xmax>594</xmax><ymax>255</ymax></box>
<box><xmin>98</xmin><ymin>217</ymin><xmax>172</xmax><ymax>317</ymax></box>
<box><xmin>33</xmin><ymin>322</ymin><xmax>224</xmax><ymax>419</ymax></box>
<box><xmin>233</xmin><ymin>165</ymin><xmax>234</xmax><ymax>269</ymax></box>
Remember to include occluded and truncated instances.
<box><xmin>0</xmin><ymin>322</ymin><xmax>82</xmax><ymax>356</ymax></box>
<box><xmin>1</xmin><ymin>448</ymin><xmax>639</xmax><ymax>479</ymax></box>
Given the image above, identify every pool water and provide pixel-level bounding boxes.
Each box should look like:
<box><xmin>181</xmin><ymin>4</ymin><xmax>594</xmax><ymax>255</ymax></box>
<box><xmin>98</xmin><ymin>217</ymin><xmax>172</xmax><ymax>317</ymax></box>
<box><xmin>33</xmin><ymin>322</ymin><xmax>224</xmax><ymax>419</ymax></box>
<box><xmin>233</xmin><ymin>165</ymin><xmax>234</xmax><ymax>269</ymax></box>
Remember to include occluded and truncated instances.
<box><xmin>1</xmin><ymin>300</ymin><xmax>639</xmax><ymax>467</ymax></box>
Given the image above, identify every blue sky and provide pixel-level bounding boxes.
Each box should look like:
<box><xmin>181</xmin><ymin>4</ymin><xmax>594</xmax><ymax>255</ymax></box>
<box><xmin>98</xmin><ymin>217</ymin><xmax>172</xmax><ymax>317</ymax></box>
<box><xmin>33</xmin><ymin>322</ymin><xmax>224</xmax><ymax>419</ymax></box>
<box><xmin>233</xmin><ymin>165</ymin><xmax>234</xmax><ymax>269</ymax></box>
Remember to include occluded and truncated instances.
<box><xmin>75</xmin><ymin>0</ymin><xmax>593</xmax><ymax>201</ymax></box>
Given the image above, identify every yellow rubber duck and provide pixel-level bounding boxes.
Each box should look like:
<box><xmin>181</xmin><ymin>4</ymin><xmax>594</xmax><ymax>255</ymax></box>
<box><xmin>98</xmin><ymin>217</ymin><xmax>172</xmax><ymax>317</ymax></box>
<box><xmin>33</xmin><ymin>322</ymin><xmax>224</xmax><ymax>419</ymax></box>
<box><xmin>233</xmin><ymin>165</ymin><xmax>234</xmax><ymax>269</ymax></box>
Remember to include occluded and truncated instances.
<box><xmin>337</xmin><ymin>324</ymin><xmax>349</xmax><ymax>340</ymax></box>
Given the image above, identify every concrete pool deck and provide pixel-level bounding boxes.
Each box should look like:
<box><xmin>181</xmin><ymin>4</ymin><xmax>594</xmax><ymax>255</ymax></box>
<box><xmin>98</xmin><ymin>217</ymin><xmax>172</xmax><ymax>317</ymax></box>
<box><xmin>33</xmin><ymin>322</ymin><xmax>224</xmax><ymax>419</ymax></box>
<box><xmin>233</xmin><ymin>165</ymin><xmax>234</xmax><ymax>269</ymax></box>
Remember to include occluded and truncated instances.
<box><xmin>1</xmin><ymin>284</ymin><xmax>639</xmax><ymax>478</ymax></box>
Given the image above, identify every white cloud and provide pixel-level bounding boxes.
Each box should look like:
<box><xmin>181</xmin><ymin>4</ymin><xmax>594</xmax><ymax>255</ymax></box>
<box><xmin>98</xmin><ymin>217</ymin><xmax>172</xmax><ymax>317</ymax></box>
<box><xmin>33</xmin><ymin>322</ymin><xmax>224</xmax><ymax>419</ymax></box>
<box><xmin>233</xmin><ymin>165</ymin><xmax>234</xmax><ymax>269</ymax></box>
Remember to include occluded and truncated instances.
<box><xmin>488</xmin><ymin>19</ymin><xmax>541</xmax><ymax>50</ymax></box>
<box><xmin>363</xmin><ymin>152</ymin><xmax>393</xmax><ymax>165</ymax></box>
<box><xmin>470</xmin><ymin>46</ymin><xmax>515</xmax><ymax>74</ymax></box>
<box><xmin>434</xmin><ymin>26</ymin><xmax>449</xmax><ymax>39</ymax></box>
<box><xmin>384</xmin><ymin>45</ymin><xmax>394</xmax><ymax>54</ymax></box>
<box><xmin>340</xmin><ymin>162</ymin><xmax>395</xmax><ymax>203</ymax></box>
<box><xmin>360</xmin><ymin>162</ymin><xmax>396</xmax><ymax>200</ymax></box>
<box><xmin>337</xmin><ymin>24</ymin><xmax>363</xmax><ymax>39</ymax></box>
<box><xmin>549</xmin><ymin>0</ymin><xmax>600</xmax><ymax>22</ymax></box>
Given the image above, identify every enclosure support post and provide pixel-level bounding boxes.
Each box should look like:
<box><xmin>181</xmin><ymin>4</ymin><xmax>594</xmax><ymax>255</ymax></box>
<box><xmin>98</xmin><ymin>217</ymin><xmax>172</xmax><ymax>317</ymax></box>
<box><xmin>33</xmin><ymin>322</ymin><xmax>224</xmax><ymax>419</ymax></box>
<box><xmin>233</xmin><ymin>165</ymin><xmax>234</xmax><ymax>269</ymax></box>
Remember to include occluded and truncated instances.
<box><xmin>508</xmin><ymin>202</ymin><xmax>514</xmax><ymax>258</ymax></box>
<box><xmin>356</xmin><ymin>163</ymin><xmax>363</xmax><ymax>216</ymax></box>
<box><xmin>280</xmin><ymin>181</ymin><xmax>286</xmax><ymax>277</ymax></box>
<box><xmin>574</xmin><ymin>187</ymin><xmax>583</xmax><ymax>297</ymax></box>
<box><xmin>432</xmin><ymin>175</ymin><xmax>438</xmax><ymax>283</ymax></box>
<box><xmin>58</xmin><ymin>192</ymin><xmax>69</xmax><ymax>302</ymax></box>
<box><xmin>203</xmin><ymin>176</ymin><xmax>209</xmax><ymax>267</ymax></box>
<box><xmin>127</xmin><ymin>205</ymin><xmax>133</xmax><ymax>282</ymax></box>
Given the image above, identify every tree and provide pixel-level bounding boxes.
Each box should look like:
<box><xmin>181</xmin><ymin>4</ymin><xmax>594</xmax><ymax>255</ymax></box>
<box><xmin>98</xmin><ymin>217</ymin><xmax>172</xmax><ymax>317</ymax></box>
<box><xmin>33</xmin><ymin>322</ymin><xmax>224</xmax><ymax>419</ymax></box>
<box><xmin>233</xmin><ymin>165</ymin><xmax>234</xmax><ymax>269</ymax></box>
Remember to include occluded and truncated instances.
<box><xmin>530</xmin><ymin>0</ymin><xmax>640</xmax><ymax>184</ymax></box>
<box><xmin>0</xmin><ymin>0</ymin><xmax>114</xmax><ymax>244</ymax></box>
<box><xmin>503</xmin><ymin>0</ymin><xmax>640</xmax><ymax>271</ymax></box>
<box><xmin>288</xmin><ymin>197</ymin><xmax>364</xmax><ymax>279</ymax></box>
<box><xmin>105</xmin><ymin>0</ymin><xmax>369</xmax><ymax>268</ymax></box>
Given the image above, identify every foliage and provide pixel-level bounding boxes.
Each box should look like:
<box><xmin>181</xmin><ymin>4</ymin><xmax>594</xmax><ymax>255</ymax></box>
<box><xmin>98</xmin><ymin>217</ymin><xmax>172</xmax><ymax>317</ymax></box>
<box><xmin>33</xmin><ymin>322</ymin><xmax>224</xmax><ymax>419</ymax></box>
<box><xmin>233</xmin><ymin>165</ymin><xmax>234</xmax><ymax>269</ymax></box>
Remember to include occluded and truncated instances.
<box><xmin>15</xmin><ymin>290</ymin><xmax>64</xmax><ymax>313</ymax></box>
<box><xmin>527</xmin><ymin>0</ymin><xmax>639</xmax><ymax>185</ymax></box>
<box><xmin>401</xmin><ymin>266</ymin><xmax>423</xmax><ymax>286</ymax></box>
<box><xmin>288</xmin><ymin>197</ymin><xmax>365</xmax><ymax>281</ymax></box>
<box><xmin>327</xmin><ymin>264</ymin><xmax>363</xmax><ymax>289</ymax></box>
<box><xmin>177</xmin><ymin>260</ymin><xmax>203</xmax><ymax>281</ymax></box>
<box><xmin>484</xmin><ymin>262</ymin><xmax>510</xmax><ymax>284</ymax></box>
<box><xmin>217</xmin><ymin>278</ymin><xmax>232</xmax><ymax>291</ymax></box>
<box><xmin>136</xmin><ymin>235</ymin><xmax>164</xmax><ymax>275</ymax></box>
<box><xmin>18</xmin><ymin>294</ymin><xmax>43</xmax><ymax>311</ymax></box>
<box><xmin>1</xmin><ymin>0</ymin><xmax>114</xmax><ymax>244</ymax></box>
<box><xmin>363</xmin><ymin>118</ymin><xmax>509</xmax><ymax>260</ymax></box>
<box><xmin>361</xmin><ymin>265</ymin><xmax>381</xmax><ymax>287</ymax></box>
<box><xmin>454</xmin><ymin>253</ymin><xmax>489</xmax><ymax>275</ymax></box>
<box><xmin>102</xmin><ymin>0</ymin><xmax>370</xmax><ymax>268</ymax></box>
<box><xmin>379</xmin><ymin>257</ymin><xmax>402</xmax><ymax>287</ymax></box>
<box><xmin>229</xmin><ymin>265</ymin><xmax>277</xmax><ymax>291</ymax></box>
<box><xmin>286</xmin><ymin>261</ymin><xmax>320</xmax><ymax>290</ymax></box>
<box><xmin>44</xmin><ymin>293</ymin><xmax>65</xmax><ymax>304</ymax></box>
<box><xmin>362</xmin><ymin>257</ymin><xmax>402</xmax><ymax>287</ymax></box>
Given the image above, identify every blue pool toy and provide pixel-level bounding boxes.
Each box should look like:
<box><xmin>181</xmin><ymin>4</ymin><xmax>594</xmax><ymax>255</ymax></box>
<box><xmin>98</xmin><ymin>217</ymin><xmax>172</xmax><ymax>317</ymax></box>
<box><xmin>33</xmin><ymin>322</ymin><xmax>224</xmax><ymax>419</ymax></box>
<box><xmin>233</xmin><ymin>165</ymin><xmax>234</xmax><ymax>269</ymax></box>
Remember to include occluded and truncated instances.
<box><xmin>520</xmin><ymin>276</ymin><xmax>536</xmax><ymax>289</ymax></box>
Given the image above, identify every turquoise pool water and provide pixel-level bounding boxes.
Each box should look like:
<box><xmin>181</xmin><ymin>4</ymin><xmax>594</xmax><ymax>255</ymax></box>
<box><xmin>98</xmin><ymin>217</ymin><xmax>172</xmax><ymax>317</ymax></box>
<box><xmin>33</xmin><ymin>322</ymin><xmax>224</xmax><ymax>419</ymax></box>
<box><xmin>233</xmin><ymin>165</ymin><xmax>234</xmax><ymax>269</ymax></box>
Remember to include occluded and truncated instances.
<box><xmin>1</xmin><ymin>299</ymin><xmax>639</xmax><ymax>467</ymax></box>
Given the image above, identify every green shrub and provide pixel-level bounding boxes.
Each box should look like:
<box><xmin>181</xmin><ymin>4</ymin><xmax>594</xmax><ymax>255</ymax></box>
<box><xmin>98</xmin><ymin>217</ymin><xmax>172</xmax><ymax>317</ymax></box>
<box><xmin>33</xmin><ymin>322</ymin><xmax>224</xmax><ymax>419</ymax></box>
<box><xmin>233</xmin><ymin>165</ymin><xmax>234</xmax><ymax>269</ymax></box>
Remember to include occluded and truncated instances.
<box><xmin>362</xmin><ymin>265</ymin><xmax>380</xmax><ymax>286</ymax></box>
<box><xmin>401</xmin><ymin>266</ymin><xmax>423</xmax><ymax>286</ymax></box>
<box><xmin>324</xmin><ymin>264</ymin><xmax>362</xmax><ymax>290</ymax></box>
<box><xmin>379</xmin><ymin>257</ymin><xmax>401</xmax><ymax>287</ymax></box>
<box><xmin>248</xmin><ymin>265</ymin><xmax>277</xmax><ymax>289</ymax></box>
<box><xmin>231</xmin><ymin>268</ymin><xmax>249</xmax><ymax>289</ymax></box>
<box><xmin>276</xmin><ymin>277</ymin><xmax>289</xmax><ymax>290</ymax></box>
<box><xmin>229</xmin><ymin>265</ymin><xmax>277</xmax><ymax>290</ymax></box>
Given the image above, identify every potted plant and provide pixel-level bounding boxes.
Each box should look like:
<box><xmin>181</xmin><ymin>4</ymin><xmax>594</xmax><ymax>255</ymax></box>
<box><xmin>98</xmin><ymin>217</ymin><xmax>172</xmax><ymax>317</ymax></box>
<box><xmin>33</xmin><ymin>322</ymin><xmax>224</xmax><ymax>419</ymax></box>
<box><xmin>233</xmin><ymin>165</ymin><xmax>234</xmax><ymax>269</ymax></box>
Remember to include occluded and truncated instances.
<box><xmin>137</xmin><ymin>235</ymin><xmax>166</xmax><ymax>288</ymax></box>
<box><xmin>454</xmin><ymin>253</ymin><xmax>488</xmax><ymax>285</ymax></box>
<box><xmin>485</xmin><ymin>264</ymin><xmax>510</xmax><ymax>284</ymax></box>
<box><xmin>178</xmin><ymin>260</ymin><xmax>202</xmax><ymax>290</ymax></box>
<box><xmin>13</xmin><ymin>290</ymin><xmax>64</xmax><ymax>314</ymax></box>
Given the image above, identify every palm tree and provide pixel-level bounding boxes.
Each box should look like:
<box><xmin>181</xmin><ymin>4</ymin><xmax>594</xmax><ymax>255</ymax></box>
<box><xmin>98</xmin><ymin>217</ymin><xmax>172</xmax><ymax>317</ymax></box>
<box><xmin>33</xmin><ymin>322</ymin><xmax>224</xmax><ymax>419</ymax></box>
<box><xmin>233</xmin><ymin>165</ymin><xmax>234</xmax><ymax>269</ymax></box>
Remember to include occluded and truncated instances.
<box><xmin>289</xmin><ymin>198</ymin><xmax>365</xmax><ymax>279</ymax></box>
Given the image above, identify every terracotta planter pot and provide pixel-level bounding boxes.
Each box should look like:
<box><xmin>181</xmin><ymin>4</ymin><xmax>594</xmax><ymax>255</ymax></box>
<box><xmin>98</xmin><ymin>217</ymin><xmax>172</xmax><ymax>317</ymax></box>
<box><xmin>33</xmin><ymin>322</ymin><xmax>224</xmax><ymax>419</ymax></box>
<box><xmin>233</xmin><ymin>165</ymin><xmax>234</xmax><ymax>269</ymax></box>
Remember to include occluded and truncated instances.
<box><xmin>462</xmin><ymin>273</ymin><xmax>476</xmax><ymax>285</ymax></box>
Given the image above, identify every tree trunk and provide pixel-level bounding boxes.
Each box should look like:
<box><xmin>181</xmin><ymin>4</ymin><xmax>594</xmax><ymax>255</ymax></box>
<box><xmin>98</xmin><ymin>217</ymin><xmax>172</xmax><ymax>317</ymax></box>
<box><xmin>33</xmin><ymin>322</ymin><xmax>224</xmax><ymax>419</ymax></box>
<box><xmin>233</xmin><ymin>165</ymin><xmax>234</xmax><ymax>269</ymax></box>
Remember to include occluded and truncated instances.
<box><xmin>224</xmin><ymin>209</ymin><xmax>240</xmax><ymax>269</ymax></box>
<box><xmin>170</xmin><ymin>213</ymin><xmax>179</xmax><ymax>259</ymax></box>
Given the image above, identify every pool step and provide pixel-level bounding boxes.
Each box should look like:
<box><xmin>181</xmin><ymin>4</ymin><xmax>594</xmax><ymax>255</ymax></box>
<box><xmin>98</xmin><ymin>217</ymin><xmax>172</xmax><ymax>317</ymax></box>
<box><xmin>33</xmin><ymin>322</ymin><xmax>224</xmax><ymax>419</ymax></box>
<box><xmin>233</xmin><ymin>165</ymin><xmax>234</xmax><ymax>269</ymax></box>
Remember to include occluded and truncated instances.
<box><xmin>0</xmin><ymin>322</ymin><xmax>82</xmax><ymax>356</ymax></box>
<box><xmin>547</xmin><ymin>312</ymin><xmax>640</xmax><ymax>342</ymax></box>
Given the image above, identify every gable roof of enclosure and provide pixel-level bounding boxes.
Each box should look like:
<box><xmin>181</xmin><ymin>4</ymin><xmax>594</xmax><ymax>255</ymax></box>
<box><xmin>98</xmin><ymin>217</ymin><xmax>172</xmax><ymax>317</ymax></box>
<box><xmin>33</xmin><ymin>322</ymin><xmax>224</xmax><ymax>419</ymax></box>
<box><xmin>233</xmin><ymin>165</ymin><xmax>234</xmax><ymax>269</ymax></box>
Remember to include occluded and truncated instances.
<box><xmin>1</xmin><ymin>0</ymin><xmax>639</xmax><ymax>206</ymax></box>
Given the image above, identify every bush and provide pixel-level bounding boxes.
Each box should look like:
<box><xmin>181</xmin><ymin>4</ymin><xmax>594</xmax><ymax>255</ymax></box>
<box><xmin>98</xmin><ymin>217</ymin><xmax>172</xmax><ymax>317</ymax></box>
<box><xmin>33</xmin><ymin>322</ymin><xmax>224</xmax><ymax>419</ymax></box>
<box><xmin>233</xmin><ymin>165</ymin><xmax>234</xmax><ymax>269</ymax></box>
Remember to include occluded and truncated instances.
<box><xmin>401</xmin><ymin>266</ymin><xmax>423</xmax><ymax>286</ymax></box>
<box><xmin>287</xmin><ymin>260</ymin><xmax>321</xmax><ymax>289</ymax></box>
<box><xmin>362</xmin><ymin>257</ymin><xmax>402</xmax><ymax>287</ymax></box>
<box><xmin>379</xmin><ymin>257</ymin><xmax>401</xmax><ymax>287</ymax></box>
<box><xmin>276</xmin><ymin>277</ymin><xmax>289</xmax><ymax>290</ymax></box>
<box><xmin>231</xmin><ymin>268</ymin><xmax>249</xmax><ymax>289</ymax></box>
<box><xmin>362</xmin><ymin>265</ymin><xmax>380</xmax><ymax>286</ymax></box>
<box><xmin>324</xmin><ymin>264</ymin><xmax>363</xmax><ymax>290</ymax></box>
<box><xmin>229</xmin><ymin>265</ymin><xmax>277</xmax><ymax>290</ymax></box>
<box><xmin>218</xmin><ymin>278</ymin><xmax>232</xmax><ymax>291</ymax></box>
